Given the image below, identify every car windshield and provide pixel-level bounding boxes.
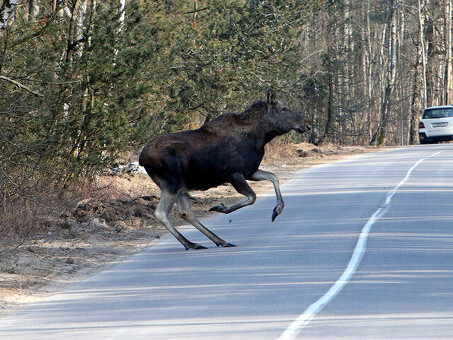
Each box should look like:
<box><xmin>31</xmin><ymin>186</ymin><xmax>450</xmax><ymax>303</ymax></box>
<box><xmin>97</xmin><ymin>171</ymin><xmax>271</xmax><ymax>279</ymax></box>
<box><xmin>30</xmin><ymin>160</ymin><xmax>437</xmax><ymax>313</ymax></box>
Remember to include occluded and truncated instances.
<box><xmin>423</xmin><ymin>108</ymin><xmax>453</xmax><ymax>119</ymax></box>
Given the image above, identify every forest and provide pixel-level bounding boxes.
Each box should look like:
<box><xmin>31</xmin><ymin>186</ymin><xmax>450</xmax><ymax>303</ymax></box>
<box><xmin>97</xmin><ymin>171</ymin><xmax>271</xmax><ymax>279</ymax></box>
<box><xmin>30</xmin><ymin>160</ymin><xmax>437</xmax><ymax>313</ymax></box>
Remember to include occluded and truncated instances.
<box><xmin>1</xmin><ymin>0</ymin><xmax>453</xmax><ymax>236</ymax></box>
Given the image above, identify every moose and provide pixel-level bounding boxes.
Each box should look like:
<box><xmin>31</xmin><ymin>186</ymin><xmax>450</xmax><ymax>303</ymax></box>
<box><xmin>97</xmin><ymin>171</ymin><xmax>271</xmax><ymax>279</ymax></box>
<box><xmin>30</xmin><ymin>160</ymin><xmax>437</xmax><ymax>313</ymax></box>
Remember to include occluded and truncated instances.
<box><xmin>139</xmin><ymin>88</ymin><xmax>311</xmax><ymax>250</ymax></box>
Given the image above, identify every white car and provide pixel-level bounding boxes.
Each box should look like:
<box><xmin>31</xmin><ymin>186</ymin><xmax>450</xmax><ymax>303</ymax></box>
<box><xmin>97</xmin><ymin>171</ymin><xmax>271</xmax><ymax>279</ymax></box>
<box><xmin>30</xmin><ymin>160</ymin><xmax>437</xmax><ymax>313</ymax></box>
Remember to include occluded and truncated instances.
<box><xmin>419</xmin><ymin>105</ymin><xmax>453</xmax><ymax>144</ymax></box>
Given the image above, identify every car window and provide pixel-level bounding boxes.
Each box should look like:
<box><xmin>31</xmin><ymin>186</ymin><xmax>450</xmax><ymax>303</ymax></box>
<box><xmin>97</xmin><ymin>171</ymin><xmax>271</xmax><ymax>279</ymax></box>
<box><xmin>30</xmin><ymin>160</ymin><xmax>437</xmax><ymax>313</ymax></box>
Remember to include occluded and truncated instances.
<box><xmin>423</xmin><ymin>108</ymin><xmax>453</xmax><ymax>119</ymax></box>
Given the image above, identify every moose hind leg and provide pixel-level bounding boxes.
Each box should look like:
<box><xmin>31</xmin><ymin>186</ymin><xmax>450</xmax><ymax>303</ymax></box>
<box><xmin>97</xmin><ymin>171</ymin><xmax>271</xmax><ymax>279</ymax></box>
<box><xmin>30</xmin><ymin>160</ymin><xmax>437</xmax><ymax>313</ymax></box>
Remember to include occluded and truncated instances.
<box><xmin>250</xmin><ymin>169</ymin><xmax>284</xmax><ymax>221</ymax></box>
<box><xmin>155</xmin><ymin>190</ymin><xmax>207</xmax><ymax>250</ymax></box>
<box><xmin>177</xmin><ymin>193</ymin><xmax>235</xmax><ymax>248</ymax></box>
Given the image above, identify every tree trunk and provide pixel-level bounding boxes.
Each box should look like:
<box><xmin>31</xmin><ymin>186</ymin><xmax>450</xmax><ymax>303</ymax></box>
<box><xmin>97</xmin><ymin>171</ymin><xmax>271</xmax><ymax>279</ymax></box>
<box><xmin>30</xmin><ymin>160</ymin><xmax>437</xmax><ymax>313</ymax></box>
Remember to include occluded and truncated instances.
<box><xmin>445</xmin><ymin>0</ymin><xmax>452</xmax><ymax>104</ymax></box>
<box><xmin>425</xmin><ymin>8</ymin><xmax>435</xmax><ymax>106</ymax></box>
<box><xmin>317</xmin><ymin>3</ymin><xmax>336</xmax><ymax>146</ymax></box>
<box><xmin>366</xmin><ymin>0</ymin><xmax>373</xmax><ymax>141</ymax></box>
<box><xmin>409</xmin><ymin>52</ymin><xmax>422</xmax><ymax>145</ymax></box>
<box><xmin>371</xmin><ymin>0</ymin><xmax>398</xmax><ymax>146</ymax></box>
<box><xmin>418</xmin><ymin>0</ymin><xmax>428</xmax><ymax>108</ymax></box>
<box><xmin>66</xmin><ymin>0</ymin><xmax>81</xmax><ymax>63</ymax></box>
<box><xmin>26</xmin><ymin>0</ymin><xmax>38</xmax><ymax>21</ymax></box>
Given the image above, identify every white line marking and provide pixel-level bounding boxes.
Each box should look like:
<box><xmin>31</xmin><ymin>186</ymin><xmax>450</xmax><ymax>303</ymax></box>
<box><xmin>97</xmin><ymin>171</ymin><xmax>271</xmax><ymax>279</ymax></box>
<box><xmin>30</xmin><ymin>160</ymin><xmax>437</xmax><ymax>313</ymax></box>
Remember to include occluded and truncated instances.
<box><xmin>278</xmin><ymin>151</ymin><xmax>442</xmax><ymax>340</ymax></box>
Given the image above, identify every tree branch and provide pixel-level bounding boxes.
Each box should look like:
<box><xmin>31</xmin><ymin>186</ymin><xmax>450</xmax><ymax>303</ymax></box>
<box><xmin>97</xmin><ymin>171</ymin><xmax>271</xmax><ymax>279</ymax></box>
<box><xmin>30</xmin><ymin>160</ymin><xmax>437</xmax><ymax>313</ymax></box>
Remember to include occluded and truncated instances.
<box><xmin>0</xmin><ymin>75</ymin><xmax>44</xmax><ymax>97</ymax></box>
<box><xmin>10</xmin><ymin>10</ymin><xmax>58</xmax><ymax>48</ymax></box>
<box><xmin>185</xmin><ymin>7</ymin><xmax>208</xmax><ymax>14</ymax></box>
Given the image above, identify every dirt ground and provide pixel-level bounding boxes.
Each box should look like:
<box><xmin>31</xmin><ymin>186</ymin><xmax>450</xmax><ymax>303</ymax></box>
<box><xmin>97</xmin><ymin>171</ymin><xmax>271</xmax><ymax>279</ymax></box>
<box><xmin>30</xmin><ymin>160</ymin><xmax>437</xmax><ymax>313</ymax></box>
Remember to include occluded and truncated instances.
<box><xmin>0</xmin><ymin>142</ymin><xmax>378</xmax><ymax>317</ymax></box>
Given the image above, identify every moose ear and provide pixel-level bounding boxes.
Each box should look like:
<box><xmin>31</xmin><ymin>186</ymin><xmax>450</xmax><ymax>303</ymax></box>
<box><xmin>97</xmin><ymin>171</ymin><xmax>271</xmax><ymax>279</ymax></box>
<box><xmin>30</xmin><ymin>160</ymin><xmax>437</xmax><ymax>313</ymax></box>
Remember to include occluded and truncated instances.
<box><xmin>266</xmin><ymin>88</ymin><xmax>277</xmax><ymax>104</ymax></box>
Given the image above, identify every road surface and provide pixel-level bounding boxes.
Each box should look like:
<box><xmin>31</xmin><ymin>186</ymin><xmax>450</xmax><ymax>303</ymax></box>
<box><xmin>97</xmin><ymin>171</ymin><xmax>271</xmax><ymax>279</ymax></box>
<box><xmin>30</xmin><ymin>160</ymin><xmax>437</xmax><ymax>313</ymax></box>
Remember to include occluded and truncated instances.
<box><xmin>1</xmin><ymin>144</ymin><xmax>453</xmax><ymax>339</ymax></box>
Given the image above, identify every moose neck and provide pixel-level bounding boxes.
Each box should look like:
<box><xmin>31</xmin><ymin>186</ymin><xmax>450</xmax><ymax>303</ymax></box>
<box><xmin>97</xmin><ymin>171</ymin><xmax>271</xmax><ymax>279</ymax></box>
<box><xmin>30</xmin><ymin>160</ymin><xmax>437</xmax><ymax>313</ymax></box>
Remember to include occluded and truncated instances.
<box><xmin>266</xmin><ymin>126</ymin><xmax>290</xmax><ymax>142</ymax></box>
<box><xmin>242</xmin><ymin>122</ymin><xmax>288</xmax><ymax>153</ymax></box>
<box><xmin>235</xmin><ymin>101</ymin><xmax>290</xmax><ymax>149</ymax></box>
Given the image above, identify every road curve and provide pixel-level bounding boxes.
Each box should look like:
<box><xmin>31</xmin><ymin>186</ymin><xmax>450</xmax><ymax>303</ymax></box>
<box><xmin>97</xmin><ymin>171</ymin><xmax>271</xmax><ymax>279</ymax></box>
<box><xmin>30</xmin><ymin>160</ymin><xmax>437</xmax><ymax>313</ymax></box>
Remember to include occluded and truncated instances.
<box><xmin>1</xmin><ymin>144</ymin><xmax>453</xmax><ymax>339</ymax></box>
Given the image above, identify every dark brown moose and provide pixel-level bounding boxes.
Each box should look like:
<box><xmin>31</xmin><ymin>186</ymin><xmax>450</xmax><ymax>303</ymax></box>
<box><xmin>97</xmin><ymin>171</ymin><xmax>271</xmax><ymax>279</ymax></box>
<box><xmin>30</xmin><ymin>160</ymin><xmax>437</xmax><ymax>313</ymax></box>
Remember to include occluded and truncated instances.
<box><xmin>139</xmin><ymin>89</ymin><xmax>311</xmax><ymax>250</ymax></box>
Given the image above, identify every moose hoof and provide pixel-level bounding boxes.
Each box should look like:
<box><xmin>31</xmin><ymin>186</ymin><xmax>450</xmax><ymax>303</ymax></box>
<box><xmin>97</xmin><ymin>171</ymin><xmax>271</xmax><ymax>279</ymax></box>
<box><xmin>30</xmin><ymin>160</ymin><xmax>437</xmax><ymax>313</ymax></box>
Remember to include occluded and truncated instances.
<box><xmin>186</xmin><ymin>243</ymin><xmax>208</xmax><ymax>250</ymax></box>
<box><xmin>217</xmin><ymin>242</ymin><xmax>236</xmax><ymax>248</ymax></box>
<box><xmin>272</xmin><ymin>207</ymin><xmax>283</xmax><ymax>222</ymax></box>
<box><xmin>209</xmin><ymin>203</ymin><xmax>228</xmax><ymax>213</ymax></box>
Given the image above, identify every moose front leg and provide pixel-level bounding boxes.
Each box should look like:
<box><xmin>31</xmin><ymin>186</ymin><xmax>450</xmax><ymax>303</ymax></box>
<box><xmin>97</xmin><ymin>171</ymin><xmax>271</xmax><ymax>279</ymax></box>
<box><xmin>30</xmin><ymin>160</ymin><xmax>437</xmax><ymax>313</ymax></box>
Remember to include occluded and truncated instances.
<box><xmin>249</xmin><ymin>169</ymin><xmax>284</xmax><ymax>221</ymax></box>
<box><xmin>209</xmin><ymin>173</ymin><xmax>256</xmax><ymax>214</ymax></box>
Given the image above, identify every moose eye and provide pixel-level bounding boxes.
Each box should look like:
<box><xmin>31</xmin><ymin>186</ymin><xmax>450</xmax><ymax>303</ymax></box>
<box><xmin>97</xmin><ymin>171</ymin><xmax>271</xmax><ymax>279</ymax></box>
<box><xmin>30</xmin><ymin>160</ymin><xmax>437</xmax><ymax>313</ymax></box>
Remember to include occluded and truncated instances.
<box><xmin>282</xmin><ymin>107</ymin><xmax>288</xmax><ymax>112</ymax></box>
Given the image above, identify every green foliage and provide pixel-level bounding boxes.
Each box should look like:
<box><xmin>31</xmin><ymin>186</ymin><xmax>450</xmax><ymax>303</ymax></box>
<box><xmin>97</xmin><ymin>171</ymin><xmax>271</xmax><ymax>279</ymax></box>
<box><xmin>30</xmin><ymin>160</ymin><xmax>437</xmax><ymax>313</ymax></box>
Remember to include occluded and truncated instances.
<box><xmin>151</xmin><ymin>0</ymin><xmax>321</xmax><ymax>125</ymax></box>
<box><xmin>0</xmin><ymin>0</ymin><xmax>320</xmax><ymax>190</ymax></box>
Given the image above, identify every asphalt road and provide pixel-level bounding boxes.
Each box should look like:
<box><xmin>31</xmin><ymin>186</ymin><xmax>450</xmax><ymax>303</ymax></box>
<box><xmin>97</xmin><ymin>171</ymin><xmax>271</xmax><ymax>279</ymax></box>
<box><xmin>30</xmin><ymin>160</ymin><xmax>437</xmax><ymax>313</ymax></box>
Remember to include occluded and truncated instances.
<box><xmin>1</xmin><ymin>144</ymin><xmax>453</xmax><ymax>339</ymax></box>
